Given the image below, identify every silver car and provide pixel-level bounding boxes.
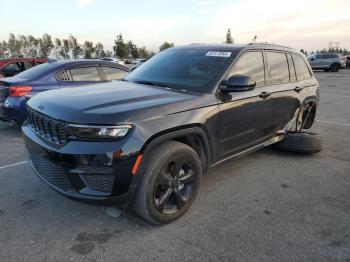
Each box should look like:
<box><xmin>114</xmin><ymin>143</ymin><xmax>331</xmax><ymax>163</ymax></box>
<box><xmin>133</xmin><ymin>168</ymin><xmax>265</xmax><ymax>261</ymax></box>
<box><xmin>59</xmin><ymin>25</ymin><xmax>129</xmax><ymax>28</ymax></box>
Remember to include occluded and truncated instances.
<box><xmin>307</xmin><ymin>53</ymin><xmax>346</xmax><ymax>72</ymax></box>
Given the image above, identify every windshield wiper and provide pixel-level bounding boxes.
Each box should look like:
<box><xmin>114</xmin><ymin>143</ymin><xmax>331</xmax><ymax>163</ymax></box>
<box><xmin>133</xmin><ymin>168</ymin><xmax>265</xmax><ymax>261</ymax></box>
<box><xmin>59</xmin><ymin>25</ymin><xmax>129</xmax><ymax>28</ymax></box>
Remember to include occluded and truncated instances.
<box><xmin>133</xmin><ymin>80</ymin><xmax>169</xmax><ymax>88</ymax></box>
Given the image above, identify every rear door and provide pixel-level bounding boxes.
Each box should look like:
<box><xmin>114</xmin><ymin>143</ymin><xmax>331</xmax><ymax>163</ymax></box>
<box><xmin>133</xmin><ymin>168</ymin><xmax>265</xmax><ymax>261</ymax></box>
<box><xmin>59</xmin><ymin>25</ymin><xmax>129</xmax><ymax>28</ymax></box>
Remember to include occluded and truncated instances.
<box><xmin>218</xmin><ymin>51</ymin><xmax>275</xmax><ymax>159</ymax></box>
<box><xmin>266</xmin><ymin>51</ymin><xmax>301</xmax><ymax>132</ymax></box>
<box><xmin>319</xmin><ymin>54</ymin><xmax>331</xmax><ymax>68</ymax></box>
<box><xmin>269</xmin><ymin>52</ymin><xmax>315</xmax><ymax>133</ymax></box>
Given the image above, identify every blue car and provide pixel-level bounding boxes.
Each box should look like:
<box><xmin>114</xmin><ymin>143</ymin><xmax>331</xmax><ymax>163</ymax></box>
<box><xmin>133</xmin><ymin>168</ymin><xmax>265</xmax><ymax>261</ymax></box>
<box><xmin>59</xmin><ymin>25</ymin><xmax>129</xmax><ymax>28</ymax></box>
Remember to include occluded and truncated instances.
<box><xmin>0</xmin><ymin>59</ymin><xmax>129</xmax><ymax>124</ymax></box>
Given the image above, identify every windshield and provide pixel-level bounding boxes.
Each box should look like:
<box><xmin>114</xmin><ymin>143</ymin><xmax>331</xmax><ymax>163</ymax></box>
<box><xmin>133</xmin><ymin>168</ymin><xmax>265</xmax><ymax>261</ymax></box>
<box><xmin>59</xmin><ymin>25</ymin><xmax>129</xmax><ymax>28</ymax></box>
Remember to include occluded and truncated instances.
<box><xmin>125</xmin><ymin>49</ymin><xmax>233</xmax><ymax>93</ymax></box>
<box><xmin>14</xmin><ymin>62</ymin><xmax>55</xmax><ymax>80</ymax></box>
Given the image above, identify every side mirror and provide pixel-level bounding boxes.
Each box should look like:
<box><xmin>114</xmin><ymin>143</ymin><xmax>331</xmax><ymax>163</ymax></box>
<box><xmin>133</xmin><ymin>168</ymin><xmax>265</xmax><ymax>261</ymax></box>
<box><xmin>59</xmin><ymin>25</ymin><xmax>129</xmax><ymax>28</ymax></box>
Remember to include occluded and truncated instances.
<box><xmin>310</xmin><ymin>57</ymin><xmax>315</xmax><ymax>61</ymax></box>
<box><xmin>219</xmin><ymin>75</ymin><xmax>256</xmax><ymax>92</ymax></box>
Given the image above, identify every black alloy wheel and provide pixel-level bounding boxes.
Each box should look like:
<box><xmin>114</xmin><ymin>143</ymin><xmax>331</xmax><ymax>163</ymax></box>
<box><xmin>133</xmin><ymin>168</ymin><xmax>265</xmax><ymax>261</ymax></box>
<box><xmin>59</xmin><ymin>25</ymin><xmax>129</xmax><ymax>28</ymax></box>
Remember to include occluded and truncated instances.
<box><xmin>133</xmin><ymin>141</ymin><xmax>202</xmax><ymax>225</ymax></box>
<box><xmin>153</xmin><ymin>156</ymin><xmax>196</xmax><ymax>215</ymax></box>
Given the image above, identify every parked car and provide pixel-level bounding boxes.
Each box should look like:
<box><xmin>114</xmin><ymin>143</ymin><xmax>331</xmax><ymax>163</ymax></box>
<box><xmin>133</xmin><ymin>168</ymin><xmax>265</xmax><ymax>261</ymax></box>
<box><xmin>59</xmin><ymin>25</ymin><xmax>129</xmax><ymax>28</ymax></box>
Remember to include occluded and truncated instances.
<box><xmin>307</xmin><ymin>53</ymin><xmax>346</xmax><ymax>72</ymax></box>
<box><xmin>23</xmin><ymin>44</ymin><xmax>319</xmax><ymax>225</ymax></box>
<box><xmin>0</xmin><ymin>59</ymin><xmax>129</xmax><ymax>124</ymax></box>
<box><xmin>0</xmin><ymin>58</ymin><xmax>47</xmax><ymax>78</ymax></box>
<box><xmin>345</xmin><ymin>55</ymin><xmax>350</xmax><ymax>68</ymax></box>
<box><xmin>99</xmin><ymin>57</ymin><xmax>125</xmax><ymax>65</ymax></box>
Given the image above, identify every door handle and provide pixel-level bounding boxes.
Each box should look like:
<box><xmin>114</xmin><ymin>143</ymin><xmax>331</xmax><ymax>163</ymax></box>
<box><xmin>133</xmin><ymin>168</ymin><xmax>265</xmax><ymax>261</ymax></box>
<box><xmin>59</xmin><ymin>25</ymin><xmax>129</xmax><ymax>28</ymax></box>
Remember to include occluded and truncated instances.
<box><xmin>294</xmin><ymin>86</ymin><xmax>304</xmax><ymax>93</ymax></box>
<box><xmin>259</xmin><ymin>91</ymin><xmax>271</xmax><ymax>99</ymax></box>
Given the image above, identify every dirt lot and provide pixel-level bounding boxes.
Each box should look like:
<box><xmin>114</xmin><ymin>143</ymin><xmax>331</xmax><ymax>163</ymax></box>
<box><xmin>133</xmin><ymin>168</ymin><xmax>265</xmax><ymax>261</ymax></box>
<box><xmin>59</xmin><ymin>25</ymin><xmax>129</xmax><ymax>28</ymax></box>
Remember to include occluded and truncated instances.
<box><xmin>0</xmin><ymin>70</ymin><xmax>349</xmax><ymax>262</ymax></box>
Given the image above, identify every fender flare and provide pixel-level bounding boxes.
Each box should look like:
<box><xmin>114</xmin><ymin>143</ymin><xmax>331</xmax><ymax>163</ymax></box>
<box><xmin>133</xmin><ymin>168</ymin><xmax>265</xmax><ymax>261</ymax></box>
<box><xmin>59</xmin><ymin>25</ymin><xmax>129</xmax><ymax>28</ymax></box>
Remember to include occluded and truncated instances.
<box><xmin>130</xmin><ymin>126</ymin><xmax>213</xmax><ymax>187</ymax></box>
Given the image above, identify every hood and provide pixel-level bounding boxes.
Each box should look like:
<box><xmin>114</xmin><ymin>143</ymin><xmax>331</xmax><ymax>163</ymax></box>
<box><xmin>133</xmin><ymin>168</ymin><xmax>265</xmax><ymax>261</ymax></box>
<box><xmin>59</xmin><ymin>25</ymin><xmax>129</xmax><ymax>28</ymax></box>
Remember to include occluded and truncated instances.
<box><xmin>28</xmin><ymin>81</ymin><xmax>212</xmax><ymax>124</ymax></box>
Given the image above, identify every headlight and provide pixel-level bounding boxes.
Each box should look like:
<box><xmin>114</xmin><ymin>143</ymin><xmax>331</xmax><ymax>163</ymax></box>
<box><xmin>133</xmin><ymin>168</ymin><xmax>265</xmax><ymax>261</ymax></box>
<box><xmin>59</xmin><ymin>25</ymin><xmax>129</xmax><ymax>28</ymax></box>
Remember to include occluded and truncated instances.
<box><xmin>69</xmin><ymin>124</ymin><xmax>132</xmax><ymax>140</ymax></box>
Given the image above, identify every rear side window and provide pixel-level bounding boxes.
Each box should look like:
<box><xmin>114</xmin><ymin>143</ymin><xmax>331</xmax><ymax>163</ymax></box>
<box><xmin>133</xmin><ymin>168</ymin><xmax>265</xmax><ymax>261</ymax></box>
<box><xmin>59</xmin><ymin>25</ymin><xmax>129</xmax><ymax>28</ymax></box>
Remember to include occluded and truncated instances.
<box><xmin>229</xmin><ymin>51</ymin><xmax>265</xmax><ymax>86</ymax></box>
<box><xmin>70</xmin><ymin>67</ymin><xmax>101</xmax><ymax>81</ymax></box>
<box><xmin>287</xmin><ymin>54</ymin><xmax>296</xmax><ymax>82</ymax></box>
<box><xmin>292</xmin><ymin>54</ymin><xmax>312</xmax><ymax>81</ymax></box>
<box><xmin>266</xmin><ymin>52</ymin><xmax>289</xmax><ymax>84</ymax></box>
<box><xmin>101</xmin><ymin>67</ymin><xmax>127</xmax><ymax>81</ymax></box>
<box><xmin>2</xmin><ymin>62</ymin><xmax>23</xmax><ymax>77</ymax></box>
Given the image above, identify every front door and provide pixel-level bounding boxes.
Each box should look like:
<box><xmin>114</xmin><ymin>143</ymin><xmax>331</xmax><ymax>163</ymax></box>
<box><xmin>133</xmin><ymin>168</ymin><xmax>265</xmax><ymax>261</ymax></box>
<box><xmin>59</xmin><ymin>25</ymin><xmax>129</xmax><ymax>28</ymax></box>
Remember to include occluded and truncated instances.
<box><xmin>218</xmin><ymin>51</ymin><xmax>274</xmax><ymax>159</ymax></box>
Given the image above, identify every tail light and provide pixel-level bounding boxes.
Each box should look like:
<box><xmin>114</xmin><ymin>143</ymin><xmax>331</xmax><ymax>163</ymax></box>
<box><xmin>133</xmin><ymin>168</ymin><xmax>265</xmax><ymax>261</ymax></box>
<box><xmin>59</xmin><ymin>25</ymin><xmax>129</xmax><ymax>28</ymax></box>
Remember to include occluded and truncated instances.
<box><xmin>9</xmin><ymin>86</ymin><xmax>32</xmax><ymax>97</ymax></box>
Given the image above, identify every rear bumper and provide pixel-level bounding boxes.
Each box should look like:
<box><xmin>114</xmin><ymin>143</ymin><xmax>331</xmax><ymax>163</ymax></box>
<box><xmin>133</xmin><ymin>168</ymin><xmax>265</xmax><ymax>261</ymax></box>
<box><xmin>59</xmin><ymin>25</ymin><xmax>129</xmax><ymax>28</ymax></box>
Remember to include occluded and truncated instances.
<box><xmin>22</xmin><ymin>124</ymin><xmax>139</xmax><ymax>207</ymax></box>
<box><xmin>0</xmin><ymin>97</ymin><xmax>28</xmax><ymax>124</ymax></box>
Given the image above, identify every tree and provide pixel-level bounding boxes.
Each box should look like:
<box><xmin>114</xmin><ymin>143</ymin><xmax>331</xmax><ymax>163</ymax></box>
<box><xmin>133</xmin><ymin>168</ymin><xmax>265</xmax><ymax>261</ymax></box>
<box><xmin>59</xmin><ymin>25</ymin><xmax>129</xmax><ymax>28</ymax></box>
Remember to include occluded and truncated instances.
<box><xmin>105</xmin><ymin>50</ymin><xmax>113</xmax><ymax>57</ymax></box>
<box><xmin>94</xmin><ymin>42</ymin><xmax>105</xmax><ymax>58</ymax></box>
<box><xmin>113</xmin><ymin>34</ymin><xmax>129</xmax><ymax>59</ymax></box>
<box><xmin>18</xmin><ymin>35</ymin><xmax>30</xmax><ymax>57</ymax></box>
<box><xmin>54</xmin><ymin>38</ymin><xmax>62</xmax><ymax>59</ymax></box>
<box><xmin>138</xmin><ymin>46</ymin><xmax>150</xmax><ymax>58</ymax></box>
<box><xmin>225</xmin><ymin>28</ymin><xmax>234</xmax><ymax>44</ymax></box>
<box><xmin>27</xmin><ymin>35</ymin><xmax>39</xmax><ymax>58</ymax></box>
<box><xmin>69</xmin><ymin>35</ymin><xmax>82</xmax><ymax>58</ymax></box>
<box><xmin>0</xmin><ymin>41</ymin><xmax>7</xmax><ymax>58</ymax></box>
<box><xmin>128</xmin><ymin>40</ymin><xmax>139</xmax><ymax>59</ymax></box>
<box><xmin>62</xmin><ymin>39</ymin><xmax>70</xmax><ymax>59</ymax></box>
<box><xmin>159</xmin><ymin>42</ymin><xmax>174</xmax><ymax>52</ymax></box>
<box><xmin>8</xmin><ymin>33</ymin><xmax>21</xmax><ymax>57</ymax></box>
<box><xmin>38</xmin><ymin>33</ymin><xmax>54</xmax><ymax>58</ymax></box>
<box><xmin>83</xmin><ymin>41</ymin><xmax>94</xmax><ymax>59</ymax></box>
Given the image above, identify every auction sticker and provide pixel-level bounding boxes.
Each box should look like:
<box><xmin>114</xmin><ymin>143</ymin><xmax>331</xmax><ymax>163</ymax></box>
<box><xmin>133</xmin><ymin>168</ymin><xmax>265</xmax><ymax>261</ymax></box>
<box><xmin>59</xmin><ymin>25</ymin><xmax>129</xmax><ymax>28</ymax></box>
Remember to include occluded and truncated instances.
<box><xmin>205</xmin><ymin>51</ymin><xmax>231</xmax><ymax>57</ymax></box>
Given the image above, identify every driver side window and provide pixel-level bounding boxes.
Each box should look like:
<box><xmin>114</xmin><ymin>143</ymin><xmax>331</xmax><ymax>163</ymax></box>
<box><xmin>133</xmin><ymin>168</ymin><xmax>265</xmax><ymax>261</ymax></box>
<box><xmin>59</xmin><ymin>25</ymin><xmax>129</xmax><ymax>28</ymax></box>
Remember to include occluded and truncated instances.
<box><xmin>228</xmin><ymin>51</ymin><xmax>265</xmax><ymax>87</ymax></box>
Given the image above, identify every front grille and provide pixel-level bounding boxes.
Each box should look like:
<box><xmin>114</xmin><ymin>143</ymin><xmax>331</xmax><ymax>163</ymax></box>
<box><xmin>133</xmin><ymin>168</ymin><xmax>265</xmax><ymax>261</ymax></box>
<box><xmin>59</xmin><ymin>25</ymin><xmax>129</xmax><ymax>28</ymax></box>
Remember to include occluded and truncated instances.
<box><xmin>80</xmin><ymin>174</ymin><xmax>115</xmax><ymax>194</ymax></box>
<box><xmin>29</xmin><ymin>149</ymin><xmax>73</xmax><ymax>191</ymax></box>
<box><xmin>27</xmin><ymin>108</ymin><xmax>68</xmax><ymax>145</ymax></box>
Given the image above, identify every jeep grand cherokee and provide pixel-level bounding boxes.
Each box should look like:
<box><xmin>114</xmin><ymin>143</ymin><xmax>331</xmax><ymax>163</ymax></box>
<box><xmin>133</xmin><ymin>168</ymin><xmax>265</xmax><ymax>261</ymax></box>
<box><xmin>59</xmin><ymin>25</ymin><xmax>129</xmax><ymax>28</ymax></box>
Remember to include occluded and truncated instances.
<box><xmin>22</xmin><ymin>44</ymin><xmax>319</xmax><ymax>225</ymax></box>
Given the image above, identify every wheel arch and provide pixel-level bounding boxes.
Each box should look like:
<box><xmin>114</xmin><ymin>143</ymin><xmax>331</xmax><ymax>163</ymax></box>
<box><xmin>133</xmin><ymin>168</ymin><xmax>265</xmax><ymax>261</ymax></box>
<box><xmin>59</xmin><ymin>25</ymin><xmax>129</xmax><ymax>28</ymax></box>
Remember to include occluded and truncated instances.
<box><xmin>140</xmin><ymin>124</ymin><xmax>213</xmax><ymax>173</ymax></box>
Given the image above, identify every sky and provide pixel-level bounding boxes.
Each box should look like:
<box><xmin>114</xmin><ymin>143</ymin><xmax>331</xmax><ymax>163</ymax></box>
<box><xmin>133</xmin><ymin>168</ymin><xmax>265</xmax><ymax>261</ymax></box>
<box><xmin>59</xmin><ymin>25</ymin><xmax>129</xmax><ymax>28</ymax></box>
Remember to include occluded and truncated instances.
<box><xmin>1</xmin><ymin>0</ymin><xmax>350</xmax><ymax>52</ymax></box>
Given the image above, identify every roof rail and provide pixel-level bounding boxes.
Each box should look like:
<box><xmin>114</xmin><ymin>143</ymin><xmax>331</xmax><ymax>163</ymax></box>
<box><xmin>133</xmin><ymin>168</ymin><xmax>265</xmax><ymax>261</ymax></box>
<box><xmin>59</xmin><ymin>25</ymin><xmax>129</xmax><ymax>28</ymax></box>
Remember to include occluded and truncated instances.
<box><xmin>248</xmin><ymin>42</ymin><xmax>292</xmax><ymax>49</ymax></box>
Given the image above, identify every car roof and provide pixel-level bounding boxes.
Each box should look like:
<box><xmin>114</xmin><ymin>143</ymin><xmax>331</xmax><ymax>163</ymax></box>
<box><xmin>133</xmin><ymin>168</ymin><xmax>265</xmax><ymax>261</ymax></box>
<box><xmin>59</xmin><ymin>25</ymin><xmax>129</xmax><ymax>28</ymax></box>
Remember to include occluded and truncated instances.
<box><xmin>46</xmin><ymin>59</ymin><xmax>129</xmax><ymax>70</ymax></box>
<box><xmin>0</xmin><ymin>58</ymin><xmax>47</xmax><ymax>66</ymax></box>
<box><xmin>171</xmin><ymin>43</ymin><xmax>298</xmax><ymax>54</ymax></box>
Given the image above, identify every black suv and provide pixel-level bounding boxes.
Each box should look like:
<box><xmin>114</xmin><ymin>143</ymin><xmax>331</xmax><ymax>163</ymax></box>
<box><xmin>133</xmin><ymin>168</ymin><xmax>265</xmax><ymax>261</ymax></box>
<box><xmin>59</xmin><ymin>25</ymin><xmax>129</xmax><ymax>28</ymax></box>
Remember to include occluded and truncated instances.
<box><xmin>22</xmin><ymin>44</ymin><xmax>319</xmax><ymax>224</ymax></box>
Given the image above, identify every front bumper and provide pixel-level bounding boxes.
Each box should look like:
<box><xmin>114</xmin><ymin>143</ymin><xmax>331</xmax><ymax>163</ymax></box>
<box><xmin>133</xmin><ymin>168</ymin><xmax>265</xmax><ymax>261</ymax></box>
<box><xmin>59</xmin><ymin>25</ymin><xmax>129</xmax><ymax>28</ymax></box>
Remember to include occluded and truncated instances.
<box><xmin>22</xmin><ymin>124</ymin><xmax>139</xmax><ymax>206</ymax></box>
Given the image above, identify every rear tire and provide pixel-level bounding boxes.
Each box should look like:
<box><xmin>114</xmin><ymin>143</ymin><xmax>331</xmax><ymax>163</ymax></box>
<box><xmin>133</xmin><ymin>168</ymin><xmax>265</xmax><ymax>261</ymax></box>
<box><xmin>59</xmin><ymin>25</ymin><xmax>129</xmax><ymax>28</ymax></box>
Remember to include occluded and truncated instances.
<box><xmin>330</xmin><ymin>63</ymin><xmax>340</xmax><ymax>72</ymax></box>
<box><xmin>133</xmin><ymin>141</ymin><xmax>202</xmax><ymax>225</ymax></box>
<box><xmin>274</xmin><ymin>132</ymin><xmax>322</xmax><ymax>154</ymax></box>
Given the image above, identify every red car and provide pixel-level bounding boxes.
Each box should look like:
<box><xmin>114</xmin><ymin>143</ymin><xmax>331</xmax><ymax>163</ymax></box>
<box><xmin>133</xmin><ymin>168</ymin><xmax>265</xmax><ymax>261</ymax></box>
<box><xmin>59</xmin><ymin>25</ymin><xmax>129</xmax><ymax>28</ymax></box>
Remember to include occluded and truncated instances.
<box><xmin>0</xmin><ymin>58</ymin><xmax>48</xmax><ymax>78</ymax></box>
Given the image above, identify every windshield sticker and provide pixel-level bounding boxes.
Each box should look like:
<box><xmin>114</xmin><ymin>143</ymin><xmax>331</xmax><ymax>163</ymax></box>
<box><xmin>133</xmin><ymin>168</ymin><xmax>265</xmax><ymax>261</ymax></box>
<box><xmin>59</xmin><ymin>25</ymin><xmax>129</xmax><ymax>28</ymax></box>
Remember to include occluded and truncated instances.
<box><xmin>205</xmin><ymin>51</ymin><xmax>231</xmax><ymax>57</ymax></box>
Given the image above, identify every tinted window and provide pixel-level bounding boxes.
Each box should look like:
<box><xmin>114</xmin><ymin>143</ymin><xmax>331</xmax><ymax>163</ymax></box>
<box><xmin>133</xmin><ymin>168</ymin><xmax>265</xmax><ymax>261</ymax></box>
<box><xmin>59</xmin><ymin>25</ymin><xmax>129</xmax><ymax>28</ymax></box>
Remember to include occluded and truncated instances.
<box><xmin>125</xmin><ymin>49</ymin><xmax>233</xmax><ymax>93</ymax></box>
<box><xmin>102</xmin><ymin>67</ymin><xmax>127</xmax><ymax>81</ymax></box>
<box><xmin>229</xmin><ymin>51</ymin><xmax>265</xmax><ymax>86</ymax></box>
<box><xmin>23</xmin><ymin>61</ymin><xmax>35</xmax><ymax>70</ymax></box>
<box><xmin>2</xmin><ymin>62</ymin><xmax>23</xmax><ymax>77</ymax></box>
<box><xmin>70</xmin><ymin>67</ymin><xmax>101</xmax><ymax>81</ymax></box>
<box><xmin>330</xmin><ymin>54</ymin><xmax>338</xmax><ymax>58</ymax></box>
<box><xmin>292</xmin><ymin>54</ymin><xmax>311</xmax><ymax>81</ymax></box>
<box><xmin>287</xmin><ymin>54</ymin><xmax>296</xmax><ymax>82</ymax></box>
<box><xmin>266</xmin><ymin>52</ymin><xmax>289</xmax><ymax>84</ymax></box>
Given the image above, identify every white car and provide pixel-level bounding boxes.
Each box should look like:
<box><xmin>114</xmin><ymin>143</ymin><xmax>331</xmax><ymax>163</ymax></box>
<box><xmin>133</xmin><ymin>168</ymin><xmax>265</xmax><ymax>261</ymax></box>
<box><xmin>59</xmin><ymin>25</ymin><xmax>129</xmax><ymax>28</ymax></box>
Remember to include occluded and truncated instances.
<box><xmin>100</xmin><ymin>57</ymin><xmax>125</xmax><ymax>65</ymax></box>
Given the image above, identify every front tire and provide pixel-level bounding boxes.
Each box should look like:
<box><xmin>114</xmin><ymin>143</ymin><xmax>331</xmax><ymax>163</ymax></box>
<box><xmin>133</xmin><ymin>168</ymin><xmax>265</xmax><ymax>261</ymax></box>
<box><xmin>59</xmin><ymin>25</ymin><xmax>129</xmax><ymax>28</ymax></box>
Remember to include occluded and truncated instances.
<box><xmin>133</xmin><ymin>141</ymin><xmax>202</xmax><ymax>225</ymax></box>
